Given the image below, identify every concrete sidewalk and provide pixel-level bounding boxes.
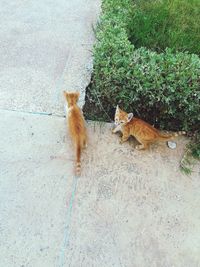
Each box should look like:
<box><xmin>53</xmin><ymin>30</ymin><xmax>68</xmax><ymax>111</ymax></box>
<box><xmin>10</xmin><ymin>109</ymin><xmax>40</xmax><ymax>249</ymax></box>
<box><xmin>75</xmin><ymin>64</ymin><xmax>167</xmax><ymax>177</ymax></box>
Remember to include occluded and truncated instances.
<box><xmin>0</xmin><ymin>0</ymin><xmax>200</xmax><ymax>267</ymax></box>
<box><xmin>0</xmin><ymin>110</ymin><xmax>72</xmax><ymax>267</ymax></box>
<box><xmin>0</xmin><ymin>0</ymin><xmax>100</xmax><ymax>114</ymax></box>
<box><xmin>1</xmin><ymin>111</ymin><xmax>200</xmax><ymax>266</ymax></box>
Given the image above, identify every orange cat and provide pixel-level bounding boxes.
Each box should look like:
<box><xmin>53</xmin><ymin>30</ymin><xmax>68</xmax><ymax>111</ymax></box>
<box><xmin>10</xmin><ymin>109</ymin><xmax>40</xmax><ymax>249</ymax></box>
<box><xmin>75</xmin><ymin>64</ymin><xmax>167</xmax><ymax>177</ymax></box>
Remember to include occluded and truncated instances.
<box><xmin>112</xmin><ymin>105</ymin><xmax>185</xmax><ymax>150</ymax></box>
<box><xmin>63</xmin><ymin>91</ymin><xmax>87</xmax><ymax>175</ymax></box>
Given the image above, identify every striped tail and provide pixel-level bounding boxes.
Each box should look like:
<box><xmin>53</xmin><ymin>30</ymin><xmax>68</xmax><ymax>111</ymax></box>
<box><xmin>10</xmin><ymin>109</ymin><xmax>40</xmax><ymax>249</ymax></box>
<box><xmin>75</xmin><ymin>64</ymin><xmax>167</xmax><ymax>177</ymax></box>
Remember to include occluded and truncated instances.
<box><xmin>173</xmin><ymin>131</ymin><xmax>186</xmax><ymax>137</ymax></box>
<box><xmin>158</xmin><ymin>131</ymin><xmax>186</xmax><ymax>141</ymax></box>
<box><xmin>76</xmin><ymin>141</ymin><xmax>81</xmax><ymax>176</ymax></box>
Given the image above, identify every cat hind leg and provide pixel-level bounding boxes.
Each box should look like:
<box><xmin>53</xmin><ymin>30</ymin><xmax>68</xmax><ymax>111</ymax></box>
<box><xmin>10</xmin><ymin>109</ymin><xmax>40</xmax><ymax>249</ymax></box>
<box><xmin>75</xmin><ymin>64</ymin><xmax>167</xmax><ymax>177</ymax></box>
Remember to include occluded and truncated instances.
<box><xmin>135</xmin><ymin>142</ymin><xmax>149</xmax><ymax>150</ymax></box>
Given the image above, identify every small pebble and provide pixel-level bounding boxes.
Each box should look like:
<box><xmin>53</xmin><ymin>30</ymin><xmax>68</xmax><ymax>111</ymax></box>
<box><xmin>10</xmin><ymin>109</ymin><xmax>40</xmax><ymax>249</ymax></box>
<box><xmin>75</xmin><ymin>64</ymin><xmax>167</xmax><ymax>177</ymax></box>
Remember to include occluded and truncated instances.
<box><xmin>167</xmin><ymin>141</ymin><xmax>177</xmax><ymax>149</ymax></box>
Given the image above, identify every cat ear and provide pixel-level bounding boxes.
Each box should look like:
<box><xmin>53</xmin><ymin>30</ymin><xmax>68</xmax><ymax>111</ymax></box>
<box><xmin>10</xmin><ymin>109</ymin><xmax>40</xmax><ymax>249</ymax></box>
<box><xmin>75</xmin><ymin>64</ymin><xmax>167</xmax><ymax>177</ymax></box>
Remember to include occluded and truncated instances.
<box><xmin>127</xmin><ymin>113</ymin><xmax>133</xmax><ymax>122</ymax></box>
<box><xmin>116</xmin><ymin>105</ymin><xmax>119</xmax><ymax>112</ymax></box>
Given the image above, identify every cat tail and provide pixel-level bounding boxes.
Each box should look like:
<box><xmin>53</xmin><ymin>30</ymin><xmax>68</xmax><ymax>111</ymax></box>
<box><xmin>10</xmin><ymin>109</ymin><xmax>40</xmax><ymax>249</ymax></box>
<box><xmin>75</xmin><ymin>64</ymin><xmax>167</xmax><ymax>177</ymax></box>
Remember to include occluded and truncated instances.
<box><xmin>173</xmin><ymin>131</ymin><xmax>186</xmax><ymax>137</ymax></box>
<box><xmin>158</xmin><ymin>131</ymin><xmax>186</xmax><ymax>141</ymax></box>
<box><xmin>76</xmin><ymin>139</ymin><xmax>82</xmax><ymax>176</ymax></box>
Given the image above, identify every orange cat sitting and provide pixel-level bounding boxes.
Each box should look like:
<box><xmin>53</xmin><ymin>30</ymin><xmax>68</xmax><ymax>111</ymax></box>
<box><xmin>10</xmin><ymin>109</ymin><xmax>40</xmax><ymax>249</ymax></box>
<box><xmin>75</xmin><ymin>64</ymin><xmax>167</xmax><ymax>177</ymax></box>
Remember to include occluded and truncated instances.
<box><xmin>63</xmin><ymin>91</ymin><xmax>87</xmax><ymax>175</ymax></box>
<box><xmin>112</xmin><ymin>105</ymin><xmax>185</xmax><ymax>150</ymax></box>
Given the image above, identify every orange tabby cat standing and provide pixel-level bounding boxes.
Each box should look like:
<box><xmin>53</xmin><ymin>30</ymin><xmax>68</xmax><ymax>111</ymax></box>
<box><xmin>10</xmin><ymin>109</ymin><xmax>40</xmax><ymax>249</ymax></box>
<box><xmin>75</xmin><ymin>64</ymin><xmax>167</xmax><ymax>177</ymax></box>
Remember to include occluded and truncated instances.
<box><xmin>113</xmin><ymin>105</ymin><xmax>185</xmax><ymax>150</ymax></box>
<box><xmin>63</xmin><ymin>91</ymin><xmax>87</xmax><ymax>176</ymax></box>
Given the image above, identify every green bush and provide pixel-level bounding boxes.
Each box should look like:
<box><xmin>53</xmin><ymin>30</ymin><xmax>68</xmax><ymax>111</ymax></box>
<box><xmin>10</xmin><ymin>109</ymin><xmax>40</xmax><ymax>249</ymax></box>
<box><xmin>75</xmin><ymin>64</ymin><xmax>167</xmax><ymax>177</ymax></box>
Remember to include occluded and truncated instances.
<box><xmin>84</xmin><ymin>0</ymin><xmax>200</xmax><ymax>132</ymax></box>
<box><xmin>128</xmin><ymin>0</ymin><xmax>200</xmax><ymax>55</ymax></box>
<box><xmin>180</xmin><ymin>132</ymin><xmax>200</xmax><ymax>174</ymax></box>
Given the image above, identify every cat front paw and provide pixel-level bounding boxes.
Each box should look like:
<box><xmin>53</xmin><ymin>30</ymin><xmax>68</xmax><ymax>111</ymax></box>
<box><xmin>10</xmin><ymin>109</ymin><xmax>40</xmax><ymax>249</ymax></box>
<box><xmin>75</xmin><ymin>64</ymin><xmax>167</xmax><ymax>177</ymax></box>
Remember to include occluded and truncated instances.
<box><xmin>112</xmin><ymin>128</ymin><xmax>117</xmax><ymax>134</ymax></box>
<box><xmin>135</xmin><ymin>145</ymin><xmax>141</xmax><ymax>150</ymax></box>
<box><xmin>135</xmin><ymin>144</ymin><xmax>147</xmax><ymax>150</ymax></box>
<box><xmin>112</xmin><ymin>125</ymin><xmax>121</xmax><ymax>134</ymax></box>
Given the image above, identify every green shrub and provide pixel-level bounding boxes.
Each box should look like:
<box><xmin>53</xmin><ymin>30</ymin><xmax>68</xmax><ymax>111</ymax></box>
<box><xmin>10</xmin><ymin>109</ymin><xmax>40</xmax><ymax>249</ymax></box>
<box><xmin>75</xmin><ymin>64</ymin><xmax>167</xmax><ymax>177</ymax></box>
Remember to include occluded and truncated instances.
<box><xmin>84</xmin><ymin>0</ymin><xmax>200</xmax><ymax>132</ymax></box>
<box><xmin>128</xmin><ymin>0</ymin><xmax>200</xmax><ymax>55</ymax></box>
<box><xmin>180</xmin><ymin>132</ymin><xmax>200</xmax><ymax>175</ymax></box>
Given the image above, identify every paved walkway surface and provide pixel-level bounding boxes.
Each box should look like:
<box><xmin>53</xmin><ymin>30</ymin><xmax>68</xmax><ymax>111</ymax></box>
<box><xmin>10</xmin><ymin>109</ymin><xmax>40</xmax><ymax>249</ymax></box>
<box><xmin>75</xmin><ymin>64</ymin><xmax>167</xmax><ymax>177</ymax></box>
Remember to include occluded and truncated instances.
<box><xmin>0</xmin><ymin>1</ymin><xmax>200</xmax><ymax>267</ymax></box>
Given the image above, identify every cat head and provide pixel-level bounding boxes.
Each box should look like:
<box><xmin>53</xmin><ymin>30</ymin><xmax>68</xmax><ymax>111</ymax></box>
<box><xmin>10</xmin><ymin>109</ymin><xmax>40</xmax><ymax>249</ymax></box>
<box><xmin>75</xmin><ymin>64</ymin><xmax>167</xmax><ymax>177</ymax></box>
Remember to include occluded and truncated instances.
<box><xmin>114</xmin><ymin>105</ymin><xmax>133</xmax><ymax>126</ymax></box>
<box><xmin>63</xmin><ymin>91</ymin><xmax>80</xmax><ymax>107</ymax></box>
